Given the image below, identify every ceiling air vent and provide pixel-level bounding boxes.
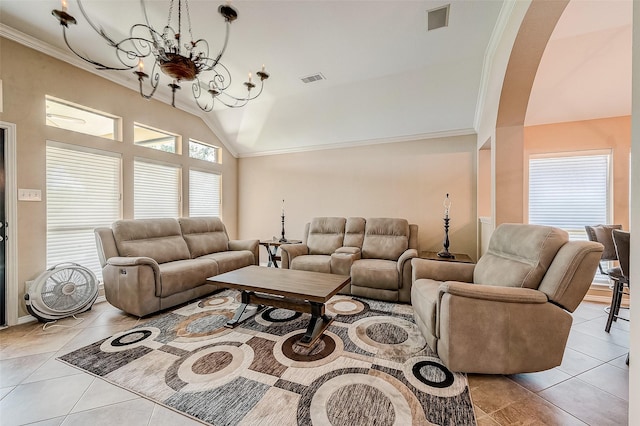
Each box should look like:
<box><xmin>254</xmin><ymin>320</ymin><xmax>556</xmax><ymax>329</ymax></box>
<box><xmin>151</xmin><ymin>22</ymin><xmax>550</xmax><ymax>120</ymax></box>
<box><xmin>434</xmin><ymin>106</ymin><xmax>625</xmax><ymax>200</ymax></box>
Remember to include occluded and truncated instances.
<box><xmin>301</xmin><ymin>73</ymin><xmax>325</xmax><ymax>84</ymax></box>
<box><xmin>427</xmin><ymin>4</ymin><xmax>450</xmax><ymax>31</ymax></box>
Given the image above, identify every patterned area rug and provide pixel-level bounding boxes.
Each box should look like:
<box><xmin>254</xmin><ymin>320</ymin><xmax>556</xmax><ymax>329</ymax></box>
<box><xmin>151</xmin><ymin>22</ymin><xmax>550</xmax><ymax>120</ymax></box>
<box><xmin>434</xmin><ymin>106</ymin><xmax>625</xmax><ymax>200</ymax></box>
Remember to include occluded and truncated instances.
<box><xmin>58</xmin><ymin>291</ymin><xmax>476</xmax><ymax>425</ymax></box>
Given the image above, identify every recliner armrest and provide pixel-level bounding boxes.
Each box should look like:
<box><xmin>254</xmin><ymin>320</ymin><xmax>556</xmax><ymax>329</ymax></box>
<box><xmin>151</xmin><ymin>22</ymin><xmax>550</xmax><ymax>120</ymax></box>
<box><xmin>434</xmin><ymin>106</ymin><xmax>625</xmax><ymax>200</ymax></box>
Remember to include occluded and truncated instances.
<box><xmin>412</xmin><ymin>258</ymin><xmax>475</xmax><ymax>283</ymax></box>
<box><xmin>331</xmin><ymin>250</ymin><xmax>361</xmax><ymax>275</ymax></box>
<box><xmin>440</xmin><ymin>281</ymin><xmax>548</xmax><ymax>304</ymax></box>
<box><xmin>229</xmin><ymin>239</ymin><xmax>260</xmax><ymax>265</ymax></box>
<box><xmin>105</xmin><ymin>256</ymin><xmax>162</xmax><ymax>297</ymax></box>
<box><xmin>279</xmin><ymin>243</ymin><xmax>310</xmax><ymax>268</ymax></box>
<box><xmin>107</xmin><ymin>256</ymin><xmax>159</xmax><ymax>268</ymax></box>
<box><xmin>397</xmin><ymin>249</ymin><xmax>418</xmax><ymax>273</ymax></box>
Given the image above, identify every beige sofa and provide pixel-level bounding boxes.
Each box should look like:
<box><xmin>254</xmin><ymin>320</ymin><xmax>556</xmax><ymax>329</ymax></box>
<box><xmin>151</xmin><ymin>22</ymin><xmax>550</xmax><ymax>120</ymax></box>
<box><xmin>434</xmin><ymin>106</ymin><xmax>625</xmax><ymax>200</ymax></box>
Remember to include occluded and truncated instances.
<box><xmin>95</xmin><ymin>217</ymin><xmax>259</xmax><ymax>316</ymax></box>
<box><xmin>280</xmin><ymin>217</ymin><xmax>418</xmax><ymax>302</ymax></box>
<box><xmin>411</xmin><ymin>223</ymin><xmax>603</xmax><ymax>374</ymax></box>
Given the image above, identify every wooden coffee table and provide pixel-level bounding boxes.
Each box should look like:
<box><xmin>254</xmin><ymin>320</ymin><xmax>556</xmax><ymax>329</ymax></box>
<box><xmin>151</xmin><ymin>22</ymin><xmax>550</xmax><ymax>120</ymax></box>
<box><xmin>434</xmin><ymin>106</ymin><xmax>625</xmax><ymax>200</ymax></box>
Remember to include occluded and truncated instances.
<box><xmin>207</xmin><ymin>266</ymin><xmax>350</xmax><ymax>347</ymax></box>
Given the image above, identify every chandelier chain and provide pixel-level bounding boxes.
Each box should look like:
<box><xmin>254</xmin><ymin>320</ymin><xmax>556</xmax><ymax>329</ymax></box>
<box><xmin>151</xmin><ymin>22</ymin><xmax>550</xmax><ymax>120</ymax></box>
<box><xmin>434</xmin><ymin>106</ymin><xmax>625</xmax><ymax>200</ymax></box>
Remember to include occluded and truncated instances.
<box><xmin>166</xmin><ymin>0</ymin><xmax>174</xmax><ymax>35</ymax></box>
<box><xmin>185</xmin><ymin>0</ymin><xmax>194</xmax><ymax>46</ymax></box>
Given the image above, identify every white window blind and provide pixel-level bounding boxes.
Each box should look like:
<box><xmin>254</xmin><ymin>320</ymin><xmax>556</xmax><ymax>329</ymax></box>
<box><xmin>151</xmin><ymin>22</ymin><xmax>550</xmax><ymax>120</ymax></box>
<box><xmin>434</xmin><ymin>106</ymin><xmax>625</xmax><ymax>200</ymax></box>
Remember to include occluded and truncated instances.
<box><xmin>529</xmin><ymin>153</ymin><xmax>610</xmax><ymax>241</ymax></box>
<box><xmin>189</xmin><ymin>169</ymin><xmax>221</xmax><ymax>217</ymax></box>
<box><xmin>46</xmin><ymin>145</ymin><xmax>121</xmax><ymax>282</ymax></box>
<box><xmin>134</xmin><ymin>160</ymin><xmax>181</xmax><ymax>219</ymax></box>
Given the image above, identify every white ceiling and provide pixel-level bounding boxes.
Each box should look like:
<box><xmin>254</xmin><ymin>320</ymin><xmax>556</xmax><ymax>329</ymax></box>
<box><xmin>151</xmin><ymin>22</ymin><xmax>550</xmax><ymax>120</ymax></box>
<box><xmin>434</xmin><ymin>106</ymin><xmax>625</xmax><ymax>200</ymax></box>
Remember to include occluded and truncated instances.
<box><xmin>0</xmin><ymin>0</ymin><xmax>632</xmax><ymax>156</ymax></box>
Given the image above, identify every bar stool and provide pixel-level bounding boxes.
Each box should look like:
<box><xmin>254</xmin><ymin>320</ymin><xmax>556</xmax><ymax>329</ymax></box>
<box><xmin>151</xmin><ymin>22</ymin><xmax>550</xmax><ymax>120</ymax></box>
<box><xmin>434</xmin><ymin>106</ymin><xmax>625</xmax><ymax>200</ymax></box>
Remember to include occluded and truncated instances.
<box><xmin>585</xmin><ymin>225</ymin><xmax>625</xmax><ymax>332</ymax></box>
<box><xmin>611</xmin><ymin>230</ymin><xmax>630</xmax><ymax>366</ymax></box>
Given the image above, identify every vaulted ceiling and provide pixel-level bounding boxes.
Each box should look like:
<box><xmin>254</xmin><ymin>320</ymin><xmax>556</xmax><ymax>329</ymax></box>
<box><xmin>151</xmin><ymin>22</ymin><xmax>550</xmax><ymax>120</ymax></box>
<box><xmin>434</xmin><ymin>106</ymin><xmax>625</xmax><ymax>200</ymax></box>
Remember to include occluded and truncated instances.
<box><xmin>0</xmin><ymin>1</ymin><xmax>632</xmax><ymax>157</ymax></box>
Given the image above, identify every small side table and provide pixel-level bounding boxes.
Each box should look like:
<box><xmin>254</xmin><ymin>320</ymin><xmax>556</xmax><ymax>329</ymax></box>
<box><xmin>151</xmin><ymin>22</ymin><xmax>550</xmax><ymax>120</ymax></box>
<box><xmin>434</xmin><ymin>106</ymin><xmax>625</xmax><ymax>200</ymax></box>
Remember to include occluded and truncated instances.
<box><xmin>259</xmin><ymin>239</ymin><xmax>302</xmax><ymax>268</ymax></box>
<box><xmin>419</xmin><ymin>251</ymin><xmax>474</xmax><ymax>264</ymax></box>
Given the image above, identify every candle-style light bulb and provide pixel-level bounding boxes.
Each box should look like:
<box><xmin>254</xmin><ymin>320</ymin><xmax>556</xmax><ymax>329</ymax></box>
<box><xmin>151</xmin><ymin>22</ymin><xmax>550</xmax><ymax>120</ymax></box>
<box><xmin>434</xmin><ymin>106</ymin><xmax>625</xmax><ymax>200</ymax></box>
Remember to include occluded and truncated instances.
<box><xmin>261</xmin><ymin>64</ymin><xmax>265</xmax><ymax>73</ymax></box>
<box><xmin>61</xmin><ymin>0</ymin><xmax>68</xmax><ymax>12</ymax></box>
<box><xmin>248</xmin><ymin>72</ymin><xmax>252</xmax><ymax>83</ymax></box>
<box><xmin>443</xmin><ymin>193</ymin><xmax>451</xmax><ymax>218</ymax></box>
<box><xmin>137</xmin><ymin>59</ymin><xmax>144</xmax><ymax>72</ymax></box>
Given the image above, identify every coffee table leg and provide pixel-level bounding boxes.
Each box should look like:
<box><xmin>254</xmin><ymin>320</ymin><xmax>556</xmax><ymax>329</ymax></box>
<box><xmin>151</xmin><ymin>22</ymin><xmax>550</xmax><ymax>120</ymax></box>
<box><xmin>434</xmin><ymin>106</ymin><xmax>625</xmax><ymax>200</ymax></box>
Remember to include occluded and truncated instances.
<box><xmin>299</xmin><ymin>302</ymin><xmax>333</xmax><ymax>347</ymax></box>
<box><xmin>225</xmin><ymin>291</ymin><xmax>261</xmax><ymax>328</ymax></box>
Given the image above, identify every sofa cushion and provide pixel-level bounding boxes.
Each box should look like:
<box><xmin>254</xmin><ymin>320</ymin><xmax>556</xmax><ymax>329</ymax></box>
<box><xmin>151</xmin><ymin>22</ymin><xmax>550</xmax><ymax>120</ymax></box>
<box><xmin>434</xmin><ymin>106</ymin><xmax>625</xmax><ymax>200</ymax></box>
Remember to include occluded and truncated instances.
<box><xmin>291</xmin><ymin>255</ymin><xmax>332</xmax><ymax>273</ymax></box>
<box><xmin>158</xmin><ymin>259</ymin><xmax>218</xmax><ymax>297</ymax></box>
<box><xmin>307</xmin><ymin>217</ymin><xmax>346</xmax><ymax>255</ymax></box>
<box><xmin>199</xmin><ymin>250</ymin><xmax>255</xmax><ymax>274</ymax></box>
<box><xmin>351</xmin><ymin>259</ymin><xmax>399</xmax><ymax>290</ymax></box>
<box><xmin>362</xmin><ymin>218</ymin><xmax>409</xmax><ymax>261</ymax></box>
<box><xmin>343</xmin><ymin>217</ymin><xmax>366</xmax><ymax>248</ymax></box>
<box><xmin>112</xmin><ymin>218</ymin><xmax>191</xmax><ymax>264</ymax></box>
<box><xmin>179</xmin><ymin>217</ymin><xmax>230</xmax><ymax>258</ymax></box>
<box><xmin>474</xmin><ymin>224</ymin><xmax>568</xmax><ymax>289</ymax></box>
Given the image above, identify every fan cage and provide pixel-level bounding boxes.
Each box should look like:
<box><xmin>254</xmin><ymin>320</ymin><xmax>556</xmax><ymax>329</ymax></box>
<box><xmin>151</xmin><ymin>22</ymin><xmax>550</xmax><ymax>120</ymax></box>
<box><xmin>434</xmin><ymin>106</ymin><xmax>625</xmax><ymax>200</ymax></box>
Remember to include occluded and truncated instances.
<box><xmin>26</xmin><ymin>263</ymin><xmax>99</xmax><ymax>322</ymax></box>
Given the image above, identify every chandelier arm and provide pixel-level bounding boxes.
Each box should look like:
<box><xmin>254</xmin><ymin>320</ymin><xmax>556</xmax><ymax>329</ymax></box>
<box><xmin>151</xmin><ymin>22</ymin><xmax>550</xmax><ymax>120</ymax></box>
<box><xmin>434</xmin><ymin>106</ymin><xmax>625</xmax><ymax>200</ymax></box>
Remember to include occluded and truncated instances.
<box><xmin>218</xmin><ymin>81</ymin><xmax>265</xmax><ymax>104</ymax></box>
<box><xmin>208</xmin><ymin>21</ymin><xmax>232</xmax><ymax>70</ymax></box>
<box><xmin>209</xmin><ymin>63</ymin><xmax>233</xmax><ymax>91</ymax></box>
<box><xmin>212</xmin><ymin>97</ymin><xmax>249</xmax><ymax>109</ymax></box>
<box><xmin>76</xmin><ymin>0</ymin><xmax>121</xmax><ymax>48</ymax></box>
<box><xmin>139</xmin><ymin>0</ymin><xmax>162</xmax><ymax>52</ymax></box>
<box><xmin>62</xmin><ymin>2</ymin><xmax>150</xmax><ymax>71</ymax></box>
<box><xmin>139</xmin><ymin>72</ymin><xmax>160</xmax><ymax>100</ymax></box>
<box><xmin>191</xmin><ymin>79</ymin><xmax>215</xmax><ymax>112</ymax></box>
<box><xmin>130</xmin><ymin>24</ymin><xmax>166</xmax><ymax>59</ymax></box>
<box><xmin>61</xmin><ymin>26</ymin><xmax>134</xmax><ymax>71</ymax></box>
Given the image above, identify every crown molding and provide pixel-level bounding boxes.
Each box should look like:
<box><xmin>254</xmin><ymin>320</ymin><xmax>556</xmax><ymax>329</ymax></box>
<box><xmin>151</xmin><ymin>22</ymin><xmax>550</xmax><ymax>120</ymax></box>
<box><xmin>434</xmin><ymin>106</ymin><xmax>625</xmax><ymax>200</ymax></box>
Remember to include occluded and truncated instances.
<box><xmin>237</xmin><ymin>128</ymin><xmax>476</xmax><ymax>158</ymax></box>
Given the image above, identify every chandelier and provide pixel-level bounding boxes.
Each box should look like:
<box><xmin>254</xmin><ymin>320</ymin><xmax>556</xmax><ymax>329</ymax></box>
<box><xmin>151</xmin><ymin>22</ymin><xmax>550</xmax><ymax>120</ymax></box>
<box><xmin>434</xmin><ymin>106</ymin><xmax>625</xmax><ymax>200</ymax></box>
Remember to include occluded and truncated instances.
<box><xmin>52</xmin><ymin>0</ymin><xmax>269</xmax><ymax>111</ymax></box>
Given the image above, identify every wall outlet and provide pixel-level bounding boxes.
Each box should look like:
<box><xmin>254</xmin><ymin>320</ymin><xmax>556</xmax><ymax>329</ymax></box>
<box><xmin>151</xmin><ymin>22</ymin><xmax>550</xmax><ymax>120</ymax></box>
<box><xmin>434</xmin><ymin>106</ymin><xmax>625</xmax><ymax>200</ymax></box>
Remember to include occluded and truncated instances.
<box><xmin>18</xmin><ymin>188</ymin><xmax>42</xmax><ymax>201</ymax></box>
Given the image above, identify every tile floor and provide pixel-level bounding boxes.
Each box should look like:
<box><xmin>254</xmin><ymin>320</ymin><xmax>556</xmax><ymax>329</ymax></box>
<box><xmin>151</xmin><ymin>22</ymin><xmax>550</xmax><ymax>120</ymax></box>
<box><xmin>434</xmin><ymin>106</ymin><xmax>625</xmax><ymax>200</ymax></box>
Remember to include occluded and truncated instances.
<box><xmin>0</xmin><ymin>299</ymin><xmax>630</xmax><ymax>426</ymax></box>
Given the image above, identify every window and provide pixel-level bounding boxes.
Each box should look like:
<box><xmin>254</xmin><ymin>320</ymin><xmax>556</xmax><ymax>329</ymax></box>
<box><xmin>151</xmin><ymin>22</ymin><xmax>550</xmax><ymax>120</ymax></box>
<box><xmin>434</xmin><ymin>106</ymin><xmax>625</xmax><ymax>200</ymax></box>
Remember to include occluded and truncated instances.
<box><xmin>134</xmin><ymin>160</ymin><xmax>181</xmax><ymax>219</ymax></box>
<box><xmin>189</xmin><ymin>169</ymin><xmax>221</xmax><ymax>217</ymax></box>
<box><xmin>529</xmin><ymin>152</ymin><xmax>611</xmax><ymax>240</ymax></box>
<box><xmin>45</xmin><ymin>96</ymin><xmax>120</xmax><ymax>140</ymax></box>
<box><xmin>529</xmin><ymin>152</ymin><xmax>611</xmax><ymax>283</ymax></box>
<box><xmin>134</xmin><ymin>123</ymin><xmax>178</xmax><ymax>153</ymax></box>
<box><xmin>46</xmin><ymin>144</ymin><xmax>121</xmax><ymax>281</ymax></box>
<box><xmin>189</xmin><ymin>139</ymin><xmax>220</xmax><ymax>163</ymax></box>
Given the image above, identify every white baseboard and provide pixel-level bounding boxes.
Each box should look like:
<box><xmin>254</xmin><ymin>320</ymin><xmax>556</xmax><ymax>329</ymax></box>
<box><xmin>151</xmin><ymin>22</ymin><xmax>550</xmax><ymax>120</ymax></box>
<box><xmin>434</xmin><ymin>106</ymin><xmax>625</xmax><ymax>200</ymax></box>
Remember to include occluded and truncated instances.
<box><xmin>16</xmin><ymin>296</ymin><xmax>108</xmax><ymax>326</ymax></box>
<box><xmin>17</xmin><ymin>314</ymin><xmax>37</xmax><ymax>325</ymax></box>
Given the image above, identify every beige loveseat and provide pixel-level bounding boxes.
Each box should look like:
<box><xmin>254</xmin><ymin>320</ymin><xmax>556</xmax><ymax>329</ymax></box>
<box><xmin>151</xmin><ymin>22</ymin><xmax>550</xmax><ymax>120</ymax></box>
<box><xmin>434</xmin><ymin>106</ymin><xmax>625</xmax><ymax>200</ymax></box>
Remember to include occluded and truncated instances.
<box><xmin>95</xmin><ymin>217</ymin><xmax>259</xmax><ymax>316</ymax></box>
<box><xmin>280</xmin><ymin>217</ymin><xmax>418</xmax><ymax>302</ymax></box>
<box><xmin>411</xmin><ymin>223</ymin><xmax>603</xmax><ymax>374</ymax></box>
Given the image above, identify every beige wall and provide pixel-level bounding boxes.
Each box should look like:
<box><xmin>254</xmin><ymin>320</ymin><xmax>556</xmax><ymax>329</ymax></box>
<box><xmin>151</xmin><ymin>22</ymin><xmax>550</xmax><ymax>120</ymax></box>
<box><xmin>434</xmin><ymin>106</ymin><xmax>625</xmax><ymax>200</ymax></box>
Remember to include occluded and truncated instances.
<box><xmin>238</xmin><ymin>136</ymin><xmax>478</xmax><ymax>261</ymax></box>
<box><xmin>0</xmin><ymin>37</ymin><xmax>238</xmax><ymax>318</ymax></box>
<box><xmin>523</xmin><ymin>116</ymin><xmax>631</xmax><ymax>229</ymax></box>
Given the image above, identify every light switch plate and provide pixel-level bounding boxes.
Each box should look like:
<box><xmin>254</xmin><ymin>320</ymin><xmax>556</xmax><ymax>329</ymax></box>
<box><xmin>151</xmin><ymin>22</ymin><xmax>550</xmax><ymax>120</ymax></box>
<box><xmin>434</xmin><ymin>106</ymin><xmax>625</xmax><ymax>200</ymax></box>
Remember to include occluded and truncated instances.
<box><xmin>18</xmin><ymin>188</ymin><xmax>42</xmax><ymax>201</ymax></box>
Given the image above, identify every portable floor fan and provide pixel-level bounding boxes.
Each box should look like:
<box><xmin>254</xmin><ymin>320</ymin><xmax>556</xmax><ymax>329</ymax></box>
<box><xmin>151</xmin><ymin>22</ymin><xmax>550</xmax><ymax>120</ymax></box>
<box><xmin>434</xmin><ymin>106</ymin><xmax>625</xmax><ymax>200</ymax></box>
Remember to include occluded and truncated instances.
<box><xmin>25</xmin><ymin>263</ymin><xmax>99</xmax><ymax>322</ymax></box>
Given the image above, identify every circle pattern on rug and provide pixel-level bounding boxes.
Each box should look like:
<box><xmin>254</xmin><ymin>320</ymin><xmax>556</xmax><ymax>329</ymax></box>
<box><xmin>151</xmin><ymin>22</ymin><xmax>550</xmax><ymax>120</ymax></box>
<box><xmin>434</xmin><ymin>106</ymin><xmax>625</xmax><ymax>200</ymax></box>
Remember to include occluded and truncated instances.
<box><xmin>100</xmin><ymin>327</ymin><xmax>161</xmax><ymax>352</ymax></box>
<box><xmin>175</xmin><ymin>311</ymin><xmax>234</xmax><ymax>339</ymax></box>
<box><xmin>176</xmin><ymin>344</ymin><xmax>254</xmax><ymax>392</ymax></box>
<box><xmin>326</xmin><ymin>383</ymin><xmax>395</xmax><ymax>426</ymax></box>
<box><xmin>273</xmin><ymin>329</ymin><xmax>343</xmax><ymax>368</ymax></box>
<box><xmin>403</xmin><ymin>356</ymin><xmax>467</xmax><ymax>397</ymax></box>
<box><xmin>260</xmin><ymin>307</ymin><xmax>302</xmax><ymax>323</ymax></box>
<box><xmin>309</xmin><ymin>373</ymin><xmax>412</xmax><ymax>425</ymax></box>
<box><xmin>348</xmin><ymin>316</ymin><xmax>426</xmax><ymax>357</ymax></box>
<box><xmin>326</xmin><ymin>298</ymin><xmax>367</xmax><ymax>316</ymax></box>
<box><xmin>198</xmin><ymin>295</ymin><xmax>235</xmax><ymax>309</ymax></box>
<box><xmin>365</xmin><ymin>322</ymin><xmax>408</xmax><ymax>345</ymax></box>
<box><xmin>282</xmin><ymin>333</ymin><xmax>336</xmax><ymax>362</ymax></box>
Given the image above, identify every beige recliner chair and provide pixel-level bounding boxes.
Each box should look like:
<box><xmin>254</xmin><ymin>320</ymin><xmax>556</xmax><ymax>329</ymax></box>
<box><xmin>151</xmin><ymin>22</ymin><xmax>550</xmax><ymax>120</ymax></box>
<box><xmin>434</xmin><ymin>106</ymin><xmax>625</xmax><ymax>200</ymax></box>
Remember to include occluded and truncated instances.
<box><xmin>411</xmin><ymin>223</ymin><xmax>603</xmax><ymax>374</ymax></box>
